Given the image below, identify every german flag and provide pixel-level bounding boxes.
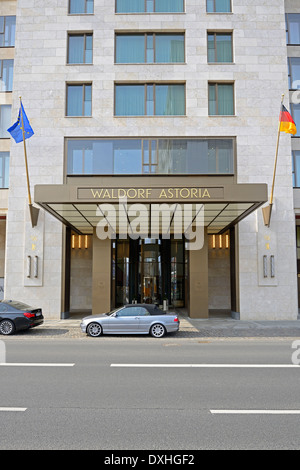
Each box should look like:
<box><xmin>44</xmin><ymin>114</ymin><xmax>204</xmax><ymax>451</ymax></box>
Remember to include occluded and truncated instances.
<box><xmin>280</xmin><ymin>105</ymin><xmax>297</xmax><ymax>135</ymax></box>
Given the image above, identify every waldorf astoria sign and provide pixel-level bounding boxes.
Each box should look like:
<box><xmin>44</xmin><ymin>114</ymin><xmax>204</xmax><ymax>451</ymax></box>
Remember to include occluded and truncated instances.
<box><xmin>77</xmin><ymin>186</ymin><xmax>224</xmax><ymax>201</ymax></box>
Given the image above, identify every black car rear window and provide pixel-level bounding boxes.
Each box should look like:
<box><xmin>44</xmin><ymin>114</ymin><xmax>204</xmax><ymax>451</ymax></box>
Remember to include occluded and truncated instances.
<box><xmin>2</xmin><ymin>300</ymin><xmax>31</xmax><ymax>310</ymax></box>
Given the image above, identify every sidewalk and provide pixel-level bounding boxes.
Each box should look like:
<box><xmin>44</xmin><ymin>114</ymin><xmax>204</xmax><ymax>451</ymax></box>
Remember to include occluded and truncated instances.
<box><xmin>32</xmin><ymin>314</ymin><xmax>300</xmax><ymax>339</ymax></box>
<box><xmin>184</xmin><ymin>316</ymin><xmax>300</xmax><ymax>338</ymax></box>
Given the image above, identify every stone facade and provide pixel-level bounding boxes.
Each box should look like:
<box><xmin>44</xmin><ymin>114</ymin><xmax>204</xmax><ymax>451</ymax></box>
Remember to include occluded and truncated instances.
<box><xmin>2</xmin><ymin>0</ymin><xmax>298</xmax><ymax>319</ymax></box>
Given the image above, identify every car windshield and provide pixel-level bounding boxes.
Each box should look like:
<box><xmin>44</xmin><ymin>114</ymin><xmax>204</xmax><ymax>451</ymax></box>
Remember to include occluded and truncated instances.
<box><xmin>2</xmin><ymin>300</ymin><xmax>31</xmax><ymax>310</ymax></box>
<box><xmin>106</xmin><ymin>308</ymin><xmax>120</xmax><ymax>316</ymax></box>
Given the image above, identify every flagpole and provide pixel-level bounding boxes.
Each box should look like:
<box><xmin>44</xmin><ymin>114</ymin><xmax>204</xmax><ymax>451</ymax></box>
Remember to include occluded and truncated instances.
<box><xmin>262</xmin><ymin>93</ymin><xmax>285</xmax><ymax>227</ymax></box>
<box><xmin>19</xmin><ymin>97</ymin><xmax>32</xmax><ymax>206</ymax></box>
<box><xmin>19</xmin><ymin>97</ymin><xmax>39</xmax><ymax>227</ymax></box>
<box><xmin>269</xmin><ymin>93</ymin><xmax>285</xmax><ymax>207</ymax></box>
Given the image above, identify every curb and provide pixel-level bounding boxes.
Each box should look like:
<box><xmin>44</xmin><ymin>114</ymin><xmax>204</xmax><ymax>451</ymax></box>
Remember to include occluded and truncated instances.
<box><xmin>2</xmin><ymin>315</ymin><xmax>300</xmax><ymax>339</ymax></box>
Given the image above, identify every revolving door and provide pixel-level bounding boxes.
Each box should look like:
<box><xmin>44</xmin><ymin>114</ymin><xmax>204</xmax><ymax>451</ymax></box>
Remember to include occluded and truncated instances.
<box><xmin>113</xmin><ymin>237</ymin><xmax>186</xmax><ymax>307</ymax></box>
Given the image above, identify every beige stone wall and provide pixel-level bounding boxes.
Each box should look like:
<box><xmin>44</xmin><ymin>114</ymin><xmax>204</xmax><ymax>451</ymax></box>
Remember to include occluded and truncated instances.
<box><xmin>3</xmin><ymin>0</ymin><xmax>297</xmax><ymax>319</ymax></box>
<box><xmin>208</xmin><ymin>234</ymin><xmax>231</xmax><ymax>311</ymax></box>
<box><xmin>70</xmin><ymin>235</ymin><xmax>92</xmax><ymax>312</ymax></box>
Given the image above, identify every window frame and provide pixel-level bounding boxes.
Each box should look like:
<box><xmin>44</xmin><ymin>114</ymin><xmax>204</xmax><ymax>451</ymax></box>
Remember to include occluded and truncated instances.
<box><xmin>0</xmin><ymin>104</ymin><xmax>11</xmax><ymax>138</ymax></box>
<box><xmin>114</xmin><ymin>82</ymin><xmax>186</xmax><ymax>117</ymax></box>
<box><xmin>292</xmin><ymin>150</ymin><xmax>300</xmax><ymax>188</ymax></box>
<box><xmin>286</xmin><ymin>13</ymin><xmax>300</xmax><ymax>45</ymax></box>
<box><xmin>207</xmin><ymin>31</ymin><xmax>233</xmax><ymax>63</ymax></box>
<box><xmin>208</xmin><ymin>82</ymin><xmax>235</xmax><ymax>116</ymax></box>
<box><xmin>296</xmin><ymin>225</ymin><xmax>300</xmax><ymax>248</ymax></box>
<box><xmin>67</xmin><ymin>32</ymin><xmax>93</xmax><ymax>64</ymax></box>
<box><xmin>65</xmin><ymin>137</ymin><xmax>236</xmax><ymax>177</ymax></box>
<box><xmin>206</xmin><ymin>0</ymin><xmax>232</xmax><ymax>13</ymax></box>
<box><xmin>115</xmin><ymin>32</ymin><xmax>185</xmax><ymax>64</ymax></box>
<box><xmin>0</xmin><ymin>16</ymin><xmax>16</xmax><ymax>48</ymax></box>
<box><xmin>115</xmin><ymin>0</ymin><xmax>185</xmax><ymax>14</ymax></box>
<box><xmin>66</xmin><ymin>83</ymin><xmax>92</xmax><ymax>117</ymax></box>
<box><xmin>0</xmin><ymin>59</ymin><xmax>14</xmax><ymax>92</ymax></box>
<box><xmin>0</xmin><ymin>151</ymin><xmax>9</xmax><ymax>188</ymax></box>
<box><xmin>68</xmin><ymin>0</ymin><xmax>94</xmax><ymax>15</ymax></box>
<box><xmin>288</xmin><ymin>57</ymin><xmax>300</xmax><ymax>90</ymax></box>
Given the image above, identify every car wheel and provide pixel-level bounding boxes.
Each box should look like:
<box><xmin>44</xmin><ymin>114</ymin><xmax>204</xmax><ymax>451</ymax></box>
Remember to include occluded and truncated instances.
<box><xmin>86</xmin><ymin>322</ymin><xmax>102</xmax><ymax>337</ymax></box>
<box><xmin>150</xmin><ymin>323</ymin><xmax>166</xmax><ymax>338</ymax></box>
<box><xmin>0</xmin><ymin>319</ymin><xmax>15</xmax><ymax>336</ymax></box>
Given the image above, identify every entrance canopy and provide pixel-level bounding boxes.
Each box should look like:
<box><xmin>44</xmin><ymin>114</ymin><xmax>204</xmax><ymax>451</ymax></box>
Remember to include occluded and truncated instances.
<box><xmin>34</xmin><ymin>181</ymin><xmax>267</xmax><ymax>235</ymax></box>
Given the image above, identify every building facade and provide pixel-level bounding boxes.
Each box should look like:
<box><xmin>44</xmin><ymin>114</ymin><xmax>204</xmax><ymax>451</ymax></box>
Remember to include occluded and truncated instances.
<box><xmin>0</xmin><ymin>0</ymin><xmax>299</xmax><ymax>320</ymax></box>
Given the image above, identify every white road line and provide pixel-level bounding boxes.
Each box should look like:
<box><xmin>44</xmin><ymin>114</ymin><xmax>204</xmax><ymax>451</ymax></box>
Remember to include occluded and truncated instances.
<box><xmin>0</xmin><ymin>363</ymin><xmax>74</xmax><ymax>367</ymax></box>
<box><xmin>0</xmin><ymin>407</ymin><xmax>27</xmax><ymax>412</ymax></box>
<box><xmin>110</xmin><ymin>363</ymin><xmax>300</xmax><ymax>368</ymax></box>
<box><xmin>210</xmin><ymin>410</ymin><xmax>300</xmax><ymax>415</ymax></box>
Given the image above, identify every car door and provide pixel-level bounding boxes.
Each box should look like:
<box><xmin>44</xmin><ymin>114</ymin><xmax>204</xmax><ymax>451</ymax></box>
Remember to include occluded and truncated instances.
<box><xmin>136</xmin><ymin>306</ymin><xmax>152</xmax><ymax>333</ymax></box>
<box><xmin>109</xmin><ymin>306</ymin><xmax>140</xmax><ymax>333</ymax></box>
<box><xmin>0</xmin><ymin>303</ymin><xmax>8</xmax><ymax>321</ymax></box>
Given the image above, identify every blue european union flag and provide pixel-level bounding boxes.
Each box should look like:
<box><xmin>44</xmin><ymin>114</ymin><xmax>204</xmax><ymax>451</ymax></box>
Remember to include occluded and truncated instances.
<box><xmin>7</xmin><ymin>103</ymin><xmax>34</xmax><ymax>143</ymax></box>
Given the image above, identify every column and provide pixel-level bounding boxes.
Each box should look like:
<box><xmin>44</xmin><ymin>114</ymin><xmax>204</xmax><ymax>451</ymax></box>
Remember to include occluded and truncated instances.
<box><xmin>92</xmin><ymin>231</ymin><xmax>111</xmax><ymax>314</ymax></box>
<box><xmin>189</xmin><ymin>231</ymin><xmax>208</xmax><ymax>318</ymax></box>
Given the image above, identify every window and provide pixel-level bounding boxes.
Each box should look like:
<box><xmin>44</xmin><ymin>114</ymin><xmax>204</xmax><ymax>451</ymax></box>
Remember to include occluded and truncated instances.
<box><xmin>293</xmin><ymin>151</ymin><xmax>300</xmax><ymax>187</ymax></box>
<box><xmin>69</xmin><ymin>0</ymin><xmax>94</xmax><ymax>14</ymax></box>
<box><xmin>208</xmin><ymin>82</ymin><xmax>234</xmax><ymax>115</ymax></box>
<box><xmin>290</xmin><ymin>103</ymin><xmax>300</xmax><ymax>137</ymax></box>
<box><xmin>115</xmin><ymin>83</ymin><xmax>185</xmax><ymax>116</ymax></box>
<box><xmin>0</xmin><ymin>16</ymin><xmax>16</xmax><ymax>47</ymax></box>
<box><xmin>66</xmin><ymin>84</ymin><xmax>92</xmax><ymax>116</ymax></box>
<box><xmin>116</xmin><ymin>0</ymin><xmax>184</xmax><ymax>13</ymax></box>
<box><xmin>135</xmin><ymin>307</ymin><xmax>150</xmax><ymax>316</ymax></box>
<box><xmin>286</xmin><ymin>14</ymin><xmax>300</xmax><ymax>44</ymax></box>
<box><xmin>296</xmin><ymin>226</ymin><xmax>300</xmax><ymax>249</ymax></box>
<box><xmin>0</xmin><ymin>152</ymin><xmax>9</xmax><ymax>188</ymax></box>
<box><xmin>207</xmin><ymin>0</ymin><xmax>231</xmax><ymax>13</ymax></box>
<box><xmin>0</xmin><ymin>59</ymin><xmax>13</xmax><ymax>91</ymax></box>
<box><xmin>207</xmin><ymin>32</ymin><xmax>233</xmax><ymax>63</ymax></box>
<box><xmin>0</xmin><ymin>105</ymin><xmax>11</xmax><ymax>138</ymax></box>
<box><xmin>66</xmin><ymin>138</ymin><xmax>234</xmax><ymax>176</ymax></box>
<box><xmin>68</xmin><ymin>33</ymin><xmax>93</xmax><ymax>64</ymax></box>
<box><xmin>117</xmin><ymin>307</ymin><xmax>138</xmax><ymax>316</ymax></box>
<box><xmin>115</xmin><ymin>33</ymin><xmax>184</xmax><ymax>63</ymax></box>
<box><xmin>288</xmin><ymin>57</ymin><xmax>300</xmax><ymax>90</ymax></box>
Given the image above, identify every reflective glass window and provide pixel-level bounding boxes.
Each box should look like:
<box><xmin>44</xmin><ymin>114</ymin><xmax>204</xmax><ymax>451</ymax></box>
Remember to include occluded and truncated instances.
<box><xmin>207</xmin><ymin>0</ymin><xmax>231</xmax><ymax>13</ymax></box>
<box><xmin>69</xmin><ymin>0</ymin><xmax>94</xmax><ymax>14</ymax></box>
<box><xmin>68</xmin><ymin>34</ymin><xmax>93</xmax><ymax>64</ymax></box>
<box><xmin>116</xmin><ymin>0</ymin><xmax>184</xmax><ymax>13</ymax></box>
<box><xmin>67</xmin><ymin>138</ymin><xmax>234</xmax><ymax>176</ymax></box>
<box><xmin>0</xmin><ymin>16</ymin><xmax>15</xmax><ymax>47</ymax></box>
<box><xmin>0</xmin><ymin>59</ymin><xmax>13</xmax><ymax>91</ymax></box>
<box><xmin>286</xmin><ymin>14</ymin><xmax>300</xmax><ymax>44</ymax></box>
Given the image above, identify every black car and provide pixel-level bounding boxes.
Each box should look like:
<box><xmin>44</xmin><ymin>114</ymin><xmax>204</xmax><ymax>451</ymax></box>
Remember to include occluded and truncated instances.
<box><xmin>0</xmin><ymin>300</ymin><xmax>43</xmax><ymax>335</ymax></box>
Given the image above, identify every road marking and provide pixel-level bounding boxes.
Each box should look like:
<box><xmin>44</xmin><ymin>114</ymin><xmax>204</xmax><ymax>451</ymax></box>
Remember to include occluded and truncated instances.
<box><xmin>0</xmin><ymin>363</ymin><xmax>74</xmax><ymax>367</ymax></box>
<box><xmin>110</xmin><ymin>363</ymin><xmax>300</xmax><ymax>368</ymax></box>
<box><xmin>210</xmin><ymin>410</ymin><xmax>300</xmax><ymax>415</ymax></box>
<box><xmin>0</xmin><ymin>407</ymin><xmax>27</xmax><ymax>412</ymax></box>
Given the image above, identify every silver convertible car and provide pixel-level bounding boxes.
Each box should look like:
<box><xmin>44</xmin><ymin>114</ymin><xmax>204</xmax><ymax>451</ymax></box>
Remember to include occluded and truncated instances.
<box><xmin>80</xmin><ymin>304</ymin><xmax>180</xmax><ymax>338</ymax></box>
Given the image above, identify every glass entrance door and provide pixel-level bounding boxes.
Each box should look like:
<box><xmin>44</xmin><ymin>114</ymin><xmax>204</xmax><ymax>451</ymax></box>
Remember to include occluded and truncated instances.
<box><xmin>113</xmin><ymin>237</ymin><xmax>186</xmax><ymax>307</ymax></box>
<box><xmin>139</xmin><ymin>239</ymin><xmax>161</xmax><ymax>304</ymax></box>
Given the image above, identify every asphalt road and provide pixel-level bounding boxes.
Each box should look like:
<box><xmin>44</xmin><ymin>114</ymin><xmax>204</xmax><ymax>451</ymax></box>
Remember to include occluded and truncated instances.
<box><xmin>0</xmin><ymin>337</ymin><xmax>300</xmax><ymax>450</ymax></box>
